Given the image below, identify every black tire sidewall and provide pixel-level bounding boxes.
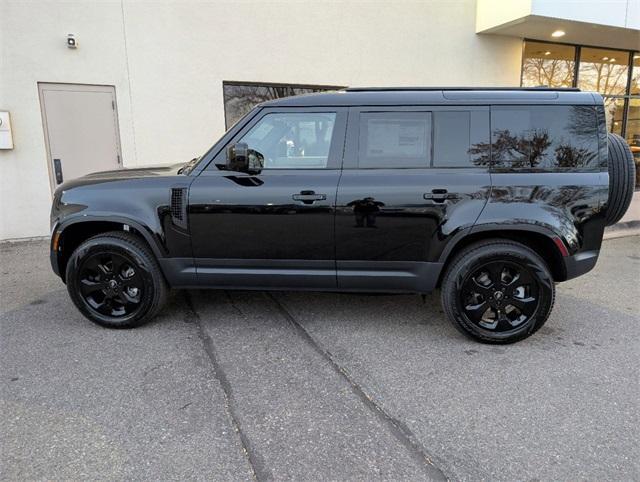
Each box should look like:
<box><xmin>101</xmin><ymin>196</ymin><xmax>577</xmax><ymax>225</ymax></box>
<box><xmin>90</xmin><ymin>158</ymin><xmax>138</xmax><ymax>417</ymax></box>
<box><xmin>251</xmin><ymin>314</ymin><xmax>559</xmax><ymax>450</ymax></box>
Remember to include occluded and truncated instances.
<box><xmin>606</xmin><ymin>133</ymin><xmax>636</xmax><ymax>226</ymax></box>
<box><xmin>66</xmin><ymin>236</ymin><xmax>160</xmax><ymax>328</ymax></box>
<box><xmin>443</xmin><ymin>243</ymin><xmax>554</xmax><ymax>343</ymax></box>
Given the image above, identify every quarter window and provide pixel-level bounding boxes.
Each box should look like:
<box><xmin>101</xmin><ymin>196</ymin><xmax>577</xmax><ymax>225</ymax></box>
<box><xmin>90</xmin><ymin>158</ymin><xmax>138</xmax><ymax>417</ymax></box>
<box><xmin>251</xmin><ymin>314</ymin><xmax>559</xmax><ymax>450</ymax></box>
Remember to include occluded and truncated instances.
<box><xmin>238</xmin><ymin>112</ymin><xmax>336</xmax><ymax>169</ymax></box>
<box><xmin>490</xmin><ymin>106</ymin><xmax>599</xmax><ymax>170</ymax></box>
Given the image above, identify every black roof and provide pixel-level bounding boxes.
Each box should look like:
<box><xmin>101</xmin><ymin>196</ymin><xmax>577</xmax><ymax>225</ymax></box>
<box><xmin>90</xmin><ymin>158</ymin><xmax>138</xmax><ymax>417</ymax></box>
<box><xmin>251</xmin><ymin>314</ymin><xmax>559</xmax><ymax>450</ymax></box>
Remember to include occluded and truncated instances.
<box><xmin>345</xmin><ymin>86</ymin><xmax>581</xmax><ymax>92</ymax></box>
<box><xmin>261</xmin><ymin>87</ymin><xmax>599</xmax><ymax>107</ymax></box>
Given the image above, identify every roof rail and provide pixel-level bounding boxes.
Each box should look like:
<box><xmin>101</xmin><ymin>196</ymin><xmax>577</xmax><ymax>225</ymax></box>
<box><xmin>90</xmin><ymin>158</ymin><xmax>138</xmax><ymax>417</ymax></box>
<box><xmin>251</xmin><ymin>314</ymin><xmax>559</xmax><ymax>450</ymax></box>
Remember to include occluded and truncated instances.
<box><xmin>344</xmin><ymin>86</ymin><xmax>581</xmax><ymax>92</ymax></box>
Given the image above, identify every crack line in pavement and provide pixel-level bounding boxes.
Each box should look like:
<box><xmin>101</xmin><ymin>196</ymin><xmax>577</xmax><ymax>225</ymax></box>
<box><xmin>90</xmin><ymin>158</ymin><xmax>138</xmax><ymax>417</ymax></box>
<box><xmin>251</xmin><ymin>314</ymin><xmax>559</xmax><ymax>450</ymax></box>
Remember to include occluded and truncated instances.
<box><xmin>183</xmin><ymin>291</ymin><xmax>270</xmax><ymax>482</ymax></box>
<box><xmin>266</xmin><ymin>292</ymin><xmax>449</xmax><ymax>481</ymax></box>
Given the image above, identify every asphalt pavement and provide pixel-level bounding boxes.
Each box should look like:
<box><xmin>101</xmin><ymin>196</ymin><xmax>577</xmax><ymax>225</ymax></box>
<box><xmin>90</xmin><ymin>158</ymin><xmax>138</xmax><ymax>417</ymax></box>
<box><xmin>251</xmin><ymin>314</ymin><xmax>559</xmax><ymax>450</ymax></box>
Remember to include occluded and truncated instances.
<box><xmin>1</xmin><ymin>236</ymin><xmax>639</xmax><ymax>481</ymax></box>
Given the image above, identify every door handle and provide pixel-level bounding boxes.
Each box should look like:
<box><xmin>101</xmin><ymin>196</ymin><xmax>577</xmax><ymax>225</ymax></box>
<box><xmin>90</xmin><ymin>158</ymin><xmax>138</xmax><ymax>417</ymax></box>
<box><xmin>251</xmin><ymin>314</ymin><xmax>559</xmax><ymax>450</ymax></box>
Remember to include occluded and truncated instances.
<box><xmin>292</xmin><ymin>191</ymin><xmax>327</xmax><ymax>204</ymax></box>
<box><xmin>424</xmin><ymin>189</ymin><xmax>459</xmax><ymax>203</ymax></box>
<box><xmin>53</xmin><ymin>158</ymin><xmax>64</xmax><ymax>184</ymax></box>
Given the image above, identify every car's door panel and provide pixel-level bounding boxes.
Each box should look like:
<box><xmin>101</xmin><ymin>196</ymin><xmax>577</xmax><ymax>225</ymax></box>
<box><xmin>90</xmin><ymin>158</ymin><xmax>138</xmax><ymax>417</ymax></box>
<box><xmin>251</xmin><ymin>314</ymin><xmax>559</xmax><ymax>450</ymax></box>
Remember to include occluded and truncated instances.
<box><xmin>189</xmin><ymin>107</ymin><xmax>347</xmax><ymax>289</ymax></box>
<box><xmin>335</xmin><ymin>106</ymin><xmax>491</xmax><ymax>292</ymax></box>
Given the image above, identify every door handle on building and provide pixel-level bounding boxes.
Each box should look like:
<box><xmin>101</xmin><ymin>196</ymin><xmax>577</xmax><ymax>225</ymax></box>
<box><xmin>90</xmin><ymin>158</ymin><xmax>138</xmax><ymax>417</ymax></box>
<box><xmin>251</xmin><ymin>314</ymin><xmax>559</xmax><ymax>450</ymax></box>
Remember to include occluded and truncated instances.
<box><xmin>53</xmin><ymin>158</ymin><xmax>64</xmax><ymax>184</ymax></box>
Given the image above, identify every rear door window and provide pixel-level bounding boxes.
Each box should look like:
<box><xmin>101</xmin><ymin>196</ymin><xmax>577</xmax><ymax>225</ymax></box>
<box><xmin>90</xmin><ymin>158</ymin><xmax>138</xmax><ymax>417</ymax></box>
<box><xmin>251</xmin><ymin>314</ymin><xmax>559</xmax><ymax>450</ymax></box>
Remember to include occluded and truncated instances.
<box><xmin>490</xmin><ymin>105</ymin><xmax>599</xmax><ymax>170</ymax></box>
<box><xmin>358</xmin><ymin>112</ymin><xmax>431</xmax><ymax>168</ymax></box>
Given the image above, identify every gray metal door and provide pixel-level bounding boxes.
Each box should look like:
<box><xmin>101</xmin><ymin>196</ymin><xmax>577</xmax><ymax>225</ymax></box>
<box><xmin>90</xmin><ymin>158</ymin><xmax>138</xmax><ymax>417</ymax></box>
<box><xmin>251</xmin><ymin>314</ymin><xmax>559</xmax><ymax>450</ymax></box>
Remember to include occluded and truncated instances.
<box><xmin>39</xmin><ymin>83</ymin><xmax>122</xmax><ymax>191</ymax></box>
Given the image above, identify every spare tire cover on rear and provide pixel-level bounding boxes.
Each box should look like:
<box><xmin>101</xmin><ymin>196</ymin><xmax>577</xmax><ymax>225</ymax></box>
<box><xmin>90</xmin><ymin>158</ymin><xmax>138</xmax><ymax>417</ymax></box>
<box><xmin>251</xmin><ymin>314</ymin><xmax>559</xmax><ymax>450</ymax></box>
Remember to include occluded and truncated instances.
<box><xmin>605</xmin><ymin>133</ymin><xmax>636</xmax><ymax>226</ymax></box>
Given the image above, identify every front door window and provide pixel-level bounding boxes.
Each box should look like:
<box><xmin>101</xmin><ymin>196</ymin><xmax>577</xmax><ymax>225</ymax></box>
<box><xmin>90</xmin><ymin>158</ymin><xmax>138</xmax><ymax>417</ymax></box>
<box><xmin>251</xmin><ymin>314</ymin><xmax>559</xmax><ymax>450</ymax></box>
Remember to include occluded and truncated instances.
<box><xmin>238</xmin><ymin>112</ymin><xmax>337</xmax><ymax>169</ymax></box>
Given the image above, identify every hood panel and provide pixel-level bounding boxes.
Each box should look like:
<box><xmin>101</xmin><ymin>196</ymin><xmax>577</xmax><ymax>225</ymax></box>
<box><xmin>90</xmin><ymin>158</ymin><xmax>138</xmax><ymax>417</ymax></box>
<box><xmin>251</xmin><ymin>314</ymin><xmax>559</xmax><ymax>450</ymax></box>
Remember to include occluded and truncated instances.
<box><xmin>55</xmin><ymin>163</ymin><xmax>186</xmax><ymax>192</ymax></box>
<box><xmin>82</xmin><ymin>163</ymin><xmax>184</xmax><ymax>180</ymax></box>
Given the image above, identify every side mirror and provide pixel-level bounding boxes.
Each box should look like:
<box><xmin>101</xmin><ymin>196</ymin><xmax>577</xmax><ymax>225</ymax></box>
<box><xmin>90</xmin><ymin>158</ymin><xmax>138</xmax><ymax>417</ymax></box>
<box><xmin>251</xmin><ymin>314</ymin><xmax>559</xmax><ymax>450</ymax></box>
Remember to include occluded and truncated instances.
<box><xmin>226</xmin><ymin>142</ymin><xmax>249</xmax><ymax>172</ymax></box>
<box><xmin>226</xmin><ymin>143</ymin><xmax>264</xmax><ymax>173</ymax></box>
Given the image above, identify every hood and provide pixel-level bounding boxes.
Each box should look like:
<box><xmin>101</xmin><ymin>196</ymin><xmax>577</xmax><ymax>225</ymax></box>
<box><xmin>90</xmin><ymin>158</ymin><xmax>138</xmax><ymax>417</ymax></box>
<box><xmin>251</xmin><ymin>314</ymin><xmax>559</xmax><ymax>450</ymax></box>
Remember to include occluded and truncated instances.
<box><xmin>81</xmin><ymin>163</ymin><xmax>185</xmax><ymax>180</ymax></box>
<box><xmin>54</xmin><ymin>162</ymin><xmax>187</xmax><ymax>192</ymax></box>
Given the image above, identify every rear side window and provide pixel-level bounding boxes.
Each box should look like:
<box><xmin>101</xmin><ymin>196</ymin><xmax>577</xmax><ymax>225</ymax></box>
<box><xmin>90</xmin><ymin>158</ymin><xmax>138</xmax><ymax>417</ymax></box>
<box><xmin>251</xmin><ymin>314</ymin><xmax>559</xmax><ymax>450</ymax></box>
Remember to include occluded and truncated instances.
<box><xmin>356</xmin><ymin>110</ymin><xmax>488</xmax><ymax>168</ymax></box>
<box><xmin>489</xmin><ymin>106</ymin><xmax>599</xmax><ymax>170</ymax></box>
<box><xmin>358</xmin><ymin>112</ymin><xmax>431</xmax><ymax>168</ymax></box>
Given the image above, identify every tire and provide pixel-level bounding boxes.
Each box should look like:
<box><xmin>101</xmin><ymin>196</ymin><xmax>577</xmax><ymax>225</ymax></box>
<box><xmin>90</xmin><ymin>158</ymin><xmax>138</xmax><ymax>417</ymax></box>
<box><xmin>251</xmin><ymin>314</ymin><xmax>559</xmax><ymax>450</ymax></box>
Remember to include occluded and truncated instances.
<box><xmin>605</xmin><ymin>133</ymin><xmax>636</xmax><ymax>227</ymax></box>
<box><xmin>65</xmin><ymin>231</ymin><xmax>168</xmax><ymax>328</ymax></box>
<box><xmin>441</xmin><ymin>240</ymin><xmax>555</xmax><ymax>344</ymax></box>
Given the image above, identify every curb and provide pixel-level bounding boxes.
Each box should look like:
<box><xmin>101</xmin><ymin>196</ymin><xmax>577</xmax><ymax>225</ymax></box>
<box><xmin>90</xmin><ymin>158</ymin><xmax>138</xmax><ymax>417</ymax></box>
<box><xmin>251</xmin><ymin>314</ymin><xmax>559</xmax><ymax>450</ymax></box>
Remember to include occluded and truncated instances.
<box><xmin>0</xmin><ymin>236</ymin><xmax>48</xmax><ymax>245</ymax></box>
<box><xmin>603</xmin><ymin>220</ymin><xmax>640</xmax><ymax>240</ymax></box>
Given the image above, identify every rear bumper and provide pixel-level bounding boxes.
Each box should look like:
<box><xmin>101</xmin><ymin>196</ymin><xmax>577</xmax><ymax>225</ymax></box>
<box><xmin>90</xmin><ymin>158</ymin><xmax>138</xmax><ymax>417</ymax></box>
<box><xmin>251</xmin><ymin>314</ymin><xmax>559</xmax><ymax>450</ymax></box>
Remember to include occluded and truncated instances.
<box><xmin>564</xmin><ymin>250</ymin><xmax>599</xmax><ymax>280</ymax></box>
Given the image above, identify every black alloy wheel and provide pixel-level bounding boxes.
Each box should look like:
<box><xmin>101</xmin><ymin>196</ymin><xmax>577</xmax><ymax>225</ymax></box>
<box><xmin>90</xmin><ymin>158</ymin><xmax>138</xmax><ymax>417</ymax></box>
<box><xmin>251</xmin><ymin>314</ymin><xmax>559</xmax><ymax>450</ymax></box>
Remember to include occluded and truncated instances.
<box><xmin>441</xmin><ymin>240</ymin><xmax>555</xmax><ymax>344</ymax></box>
<box><xmin>460</xmin><ymin>260</ymin><xmax>540</xmax><ymax>333</ymax></box>
<box><xmin>66</xmin><ymin>231</ymin><xmax>168</xmax><ymax>328</ymax></box>
<box><xmin>78</xmin><ymin>251</ymin><xmax>144</xmax><ymax>318</ymax></box>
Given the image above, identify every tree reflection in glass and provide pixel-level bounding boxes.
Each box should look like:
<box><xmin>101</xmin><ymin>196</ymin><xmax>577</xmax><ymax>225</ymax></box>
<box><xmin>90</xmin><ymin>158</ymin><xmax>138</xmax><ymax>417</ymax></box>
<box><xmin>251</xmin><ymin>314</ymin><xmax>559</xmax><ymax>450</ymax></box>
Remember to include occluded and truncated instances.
<box><xmin>468</xmin><ymin>106</ymin><xmax>598</xmax><ymax>170</ymax></box>
<box><xmin>521</xmin><ymin>41</ymin><xmax>576</xmax><ymax>87</ymax></box>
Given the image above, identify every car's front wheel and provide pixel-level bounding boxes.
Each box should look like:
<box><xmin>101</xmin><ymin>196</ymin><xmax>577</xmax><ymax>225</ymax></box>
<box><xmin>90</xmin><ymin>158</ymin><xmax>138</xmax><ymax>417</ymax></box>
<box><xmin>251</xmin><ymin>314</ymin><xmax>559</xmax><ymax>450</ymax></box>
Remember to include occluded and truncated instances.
<box><xmin>65</xmin><ymin>231</ymin><xmax>168</xmax><ymax>328</ymax></box>
<box><xmin>441</xmin><ymin>240</ymin><xmax>555</xmax><ymax>344</ymax></box>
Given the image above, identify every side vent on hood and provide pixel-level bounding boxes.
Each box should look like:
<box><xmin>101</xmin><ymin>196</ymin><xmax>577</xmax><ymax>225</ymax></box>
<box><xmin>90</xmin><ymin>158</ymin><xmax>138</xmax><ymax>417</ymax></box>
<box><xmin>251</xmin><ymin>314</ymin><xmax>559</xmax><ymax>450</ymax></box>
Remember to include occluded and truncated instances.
<box><xmin>170</xmin><ymin>187</ymin><xmax>188</xmax><ymax>230</ymax></box>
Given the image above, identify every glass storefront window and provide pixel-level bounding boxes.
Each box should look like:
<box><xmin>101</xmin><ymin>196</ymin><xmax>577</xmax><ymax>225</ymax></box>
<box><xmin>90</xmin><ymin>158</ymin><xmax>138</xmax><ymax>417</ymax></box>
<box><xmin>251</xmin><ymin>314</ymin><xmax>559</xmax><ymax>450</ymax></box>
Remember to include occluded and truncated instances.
<box><xmin>626</xmin><ymin>98</ymin><xmax>640</xmax><ymax>186</ymax></box>
<box><xmin>631</xmin><ymin>54</ymin><xmax>640</xmax><ymax>95</ymax></box>
<box><xmin>521</xmin><ymin>41</ymin><xmax>576</xmax><ymax>87</ymax></box>
<box><xmin>603</xmin><ymin>97</ymin><xmax>625</xmax><ymax>135</ymax></box>
<box><xmin>222</xmin><ymin>82</ymin><xmax>343</xmax><ymax>129</ymax></box>
<box><xmin>578</xmin><ymin>48</ymin><xmax>630</xmax><ymax>96</ymax></box>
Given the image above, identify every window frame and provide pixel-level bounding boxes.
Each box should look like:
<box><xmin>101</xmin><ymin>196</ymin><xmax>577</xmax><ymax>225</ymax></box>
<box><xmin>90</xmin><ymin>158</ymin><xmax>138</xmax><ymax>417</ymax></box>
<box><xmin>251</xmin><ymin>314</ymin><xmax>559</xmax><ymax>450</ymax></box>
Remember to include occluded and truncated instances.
<box><xmin>343</xmin><ymin>106</ymin><xmax>490</xmax><ymax>170</ymax></box>
<box><xmin>205</xmin><ymin>106</ymin><xmax>348</xmax><ymax>172</ymax></box>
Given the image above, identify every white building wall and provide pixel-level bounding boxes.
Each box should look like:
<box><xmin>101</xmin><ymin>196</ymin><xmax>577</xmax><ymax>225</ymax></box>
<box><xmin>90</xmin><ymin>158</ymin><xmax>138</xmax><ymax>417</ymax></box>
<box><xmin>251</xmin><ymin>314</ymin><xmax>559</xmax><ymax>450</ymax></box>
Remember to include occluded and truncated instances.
<box><xmin>0</xmin><ymin>0</ymin><xmax>523</xmax><ymax>240</ymax></box>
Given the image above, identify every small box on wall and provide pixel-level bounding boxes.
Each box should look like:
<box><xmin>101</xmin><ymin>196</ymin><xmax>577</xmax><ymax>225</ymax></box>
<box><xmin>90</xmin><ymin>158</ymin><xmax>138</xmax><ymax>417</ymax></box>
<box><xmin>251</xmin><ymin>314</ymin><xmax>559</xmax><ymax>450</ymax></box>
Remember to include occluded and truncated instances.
<box><xmin>0</xmin><ymin>111</ymin><xmax>14</xmax><ymax>149</ymax></box>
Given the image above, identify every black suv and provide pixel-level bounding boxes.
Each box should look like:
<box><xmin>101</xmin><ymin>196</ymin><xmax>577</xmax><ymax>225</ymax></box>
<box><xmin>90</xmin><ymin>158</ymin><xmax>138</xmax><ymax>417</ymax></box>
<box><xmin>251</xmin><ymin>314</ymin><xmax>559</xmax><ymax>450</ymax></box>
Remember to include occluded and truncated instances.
<box><xmin>50</xmin><ymin>88</ymin><xmax>635</xmax><ymax>343</ymax></box>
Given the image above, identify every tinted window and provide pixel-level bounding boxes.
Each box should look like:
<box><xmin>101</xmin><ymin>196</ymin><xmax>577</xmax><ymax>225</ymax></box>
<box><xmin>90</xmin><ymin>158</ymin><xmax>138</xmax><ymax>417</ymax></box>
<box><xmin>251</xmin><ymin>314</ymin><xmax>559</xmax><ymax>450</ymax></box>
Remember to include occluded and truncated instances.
<box><xmin>239</xmin><ymin>112</ymin><xmax>336</xmax><ymax>169</ymax></box>
<box><xmin>433</xmin><ymin>111</ymin><xmax>471</xmax><ymax>167</ymax></box>
<box><xmin>358</xmin><ymin>112</ymin><xmax>431</xmax><ymax>168</ymax></box>
<box><xmin>488</xmin><ymin>106</ymin><xmax>599</xmax><ymax>170</ymax></box>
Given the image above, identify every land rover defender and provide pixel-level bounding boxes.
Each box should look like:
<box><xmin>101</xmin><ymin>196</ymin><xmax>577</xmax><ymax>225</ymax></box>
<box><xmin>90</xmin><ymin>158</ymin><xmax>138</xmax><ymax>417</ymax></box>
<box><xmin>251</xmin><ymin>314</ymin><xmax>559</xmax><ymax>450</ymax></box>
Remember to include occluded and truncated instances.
<box><xmin>50</xmin><ymin>88</ymin><xmax>635</xmax><ymax>343</ymax></box>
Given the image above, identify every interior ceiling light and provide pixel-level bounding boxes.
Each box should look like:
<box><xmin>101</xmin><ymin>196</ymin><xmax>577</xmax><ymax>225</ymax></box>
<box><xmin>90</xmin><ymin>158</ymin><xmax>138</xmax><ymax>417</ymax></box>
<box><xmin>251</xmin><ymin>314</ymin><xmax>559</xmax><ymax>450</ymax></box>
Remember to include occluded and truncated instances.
<box><xmin>551</xmin><ymin>30</ymin><xmax>565</xmax><ymax>38</ymax></box>
<box><xmin>610</xmin><ymin>58</ymin><xmax>616</xmax><ymax>62</ymax></box>
<box><xmin>602</xmin><ymin>56</ymin><xmax>609</xmax><ymax>61</ymax></box>
<box><xmin>544</xmin><ymin>51</ymin><xmax>551</xmax><ymax>56</ymax></box>
<box><xmin>634</xmin><ymin>55</ymin><xmax>640</xmax><ymax>59</ymax></box>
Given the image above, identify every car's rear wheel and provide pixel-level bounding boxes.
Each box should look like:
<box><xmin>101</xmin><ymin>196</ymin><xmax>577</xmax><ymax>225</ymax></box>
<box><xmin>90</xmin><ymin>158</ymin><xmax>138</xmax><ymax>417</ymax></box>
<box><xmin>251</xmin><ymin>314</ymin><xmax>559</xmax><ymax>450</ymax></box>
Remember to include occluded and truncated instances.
<box><xmin>605</xmin><ymin>133</ymin><xmax>636</xmax><ymax>226</ymax></box>
<box><xmin>441</xmin><ymin>240</ymin><xmax>555</xmax><ymax>344</ymax></box>
<box><xmin>65</xmin><ymin>231</ymin><xmax>168</xmax><ymax>328</ymax></box>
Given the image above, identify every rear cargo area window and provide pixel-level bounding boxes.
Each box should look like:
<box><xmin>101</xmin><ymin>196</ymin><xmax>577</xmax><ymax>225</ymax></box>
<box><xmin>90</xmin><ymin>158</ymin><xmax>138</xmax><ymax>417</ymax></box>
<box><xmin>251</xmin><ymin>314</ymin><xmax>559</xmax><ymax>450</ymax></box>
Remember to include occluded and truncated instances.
<box><xmin>358</xmin><ymin>112</ymin><xmax>431</xmax><ymax>168</ymax></box>
<box><xmin>490</xmin><ymin>106</ymin><xmax>599</xmax><ymax>170</ymax></box>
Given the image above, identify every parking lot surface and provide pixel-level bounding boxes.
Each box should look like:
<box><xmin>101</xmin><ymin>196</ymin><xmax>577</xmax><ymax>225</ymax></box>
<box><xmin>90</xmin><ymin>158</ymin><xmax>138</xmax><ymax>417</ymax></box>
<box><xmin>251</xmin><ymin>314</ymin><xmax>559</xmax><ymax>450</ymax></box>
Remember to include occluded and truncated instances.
<box><xmin>1</xmin><ymin>236</ymin><xmax>639</xmax><ymax>481</ymax></box>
